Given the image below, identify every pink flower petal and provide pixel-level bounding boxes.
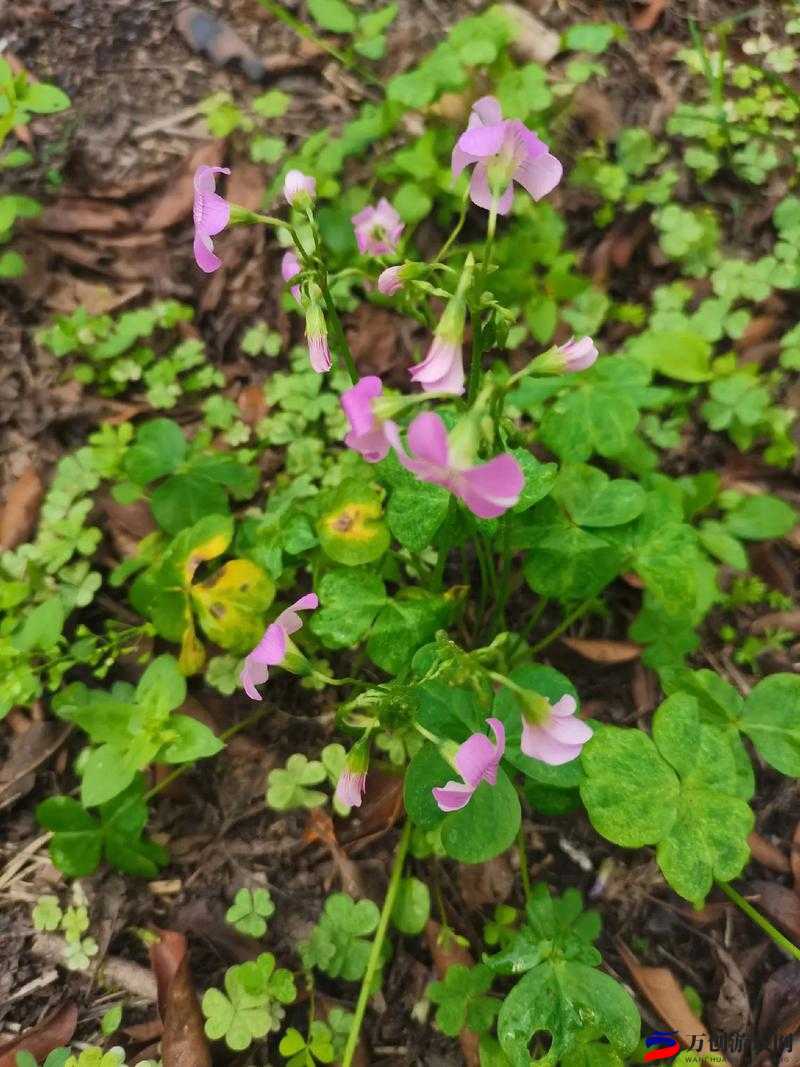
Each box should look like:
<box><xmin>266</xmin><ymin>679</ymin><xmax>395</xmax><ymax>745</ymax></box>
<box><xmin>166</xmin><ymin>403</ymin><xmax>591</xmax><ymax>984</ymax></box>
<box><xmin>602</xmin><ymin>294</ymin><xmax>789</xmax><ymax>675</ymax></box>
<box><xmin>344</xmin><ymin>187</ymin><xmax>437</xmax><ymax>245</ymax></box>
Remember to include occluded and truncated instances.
<box><xmin>514</xmin><ymin>152</ymin><xmax>563</xmax><ymax>202</ymax></box>
<box><xmin>432</xmin><ymin>781</ymin><xmax>475</xmax><ymax>812</ymax></box>
<box><xmin>468</xmin><ymin>163</ymin><xmax>513</xmax><ymax>214</ymax></box>
<box><xmin>455</xmin><ymin>733</ymin><xmax>498</xmax><ymax>788</ymax></box>
<box><xmin>521</xmin><ymin>721</ymin><xmax>583</xmax><ymax>765</ymax></box>
<box><xmin>545</xmin><ymin>715</ymin><xmax>593</xmax><ymax>745</ymax></box>
<box><xmin>240</xmin><ymin>659</ymin><xmax>269</xmax><ymax>701</ymax></box>
<box><xmin>194</xmin><ymin>190</ymin><xmax>230</xmax><ymax>237</ymax></box>
<box><xmin>407</xmin><ymin>411</ymin><xmax>451</xmax><ymax>467</ymax></box>
<box><xmin>470</xmin><ymin>95</ymin><xmax>503</xmax><ymax>127</ymax></box>
<box><xmin>249</xmin><ymin>622</ymin><xmax>288</xmax><ymax>666</ymax></box>
<box><xmin>551</xmin><ymin>695</ymin><xmax>578</xmax><ymax>717</ymax></box>
<box><xmin>451</xmin><ymin>141</ymin><xmax>480</xmax><ymax>179</ymax></box>
<box><xmin>409</xmin><ymin>337</ymin><xmax>464</xmax><ymax>395</ymax></box>
<box><xmin>308</xmin><ymin>334</ymin><xmax>331</xmax><ymax>373</ymax></box>
<box><xmin>193</xmin><ymin>233</ymin><xmax>222</xmax><ymax>273</ymax></box>
<box><xmin>457</xmin><ymin>122</ymin><xmax>507</xmax><ymax>159</ymax></box>
<box><xmin>336</xmin><ymin>770</ymin><xmax>367</xmax><ymax>808</ymax></box>
<box><xmin>458</xmin><ymin>454</ymin><xmax>524</xmax><ymax>518</ymax></box>
<box><xmin>341</xmin><ymin>376</ymin><xmax>382</xmax><ymax>436</ymax></box>
<box><xmin>345</xmin><ymin>426</ymin><xmax>390</xmax><ymax>463</ymax></box>
<box><xmin>275</xmin><ymin>593</ymin><xmax>318</xmax><ymax>635</ymax></box>
<box><xmin>193</xmin><ymin>165</ymin><xmax>230</xmax><ymax>195</ymax></box>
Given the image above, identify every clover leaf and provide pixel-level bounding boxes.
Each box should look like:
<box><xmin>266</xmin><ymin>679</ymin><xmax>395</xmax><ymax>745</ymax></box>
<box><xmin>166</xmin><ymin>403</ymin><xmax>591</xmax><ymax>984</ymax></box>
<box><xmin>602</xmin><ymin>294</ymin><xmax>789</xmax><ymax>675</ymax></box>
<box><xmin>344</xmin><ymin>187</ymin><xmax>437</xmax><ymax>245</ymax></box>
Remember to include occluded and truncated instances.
<box><xmin>581</xmin><ymin>694</ymin><xmax>754</xmax><ymax>904</ymax></box>
<box><xmin>32</xmin><ymin>895</ymin><xmax>62</xmax><ymax>932</ymax></box>
<box><xmin>61</xmin><ymin>905</ymin><xmax>89</xmax><ymax>943</ymax></box>
<box><xmin>64</xmin><ymin>935</ymin><xmax>98</xmax><ymax>971</ymax></box>
<box><xmin>279</xmin><ymin>1022</ymin><xmax>335</xmax><ymax>1066</ymax></box>
<box><xmin>226</xmin><ymin>888</ymin><xmax>276</xmax><ymax>938</ymax></box>
<box><xmin>310</xmin><ymin>568</ymin><xmax>387</xmax><ymax>649</ymax></box>
<box><xmin>300</xmin><ymin>893</ymin><xmax>380</xmax><ymax>980</ymax></box>
<box><xmin>266</xmin><ymin>754</ymin><xmax>328</xmax><ymax>811</ymax></box>
<box><xmin>428</xmin><ymin>964</ymin><xmax>498</xmax><ymax>1037</ymax></box>
<box><xmin>202</xmin><ymin>953</ymin><xmax>297</xmax><ymax>1051</ymax></box>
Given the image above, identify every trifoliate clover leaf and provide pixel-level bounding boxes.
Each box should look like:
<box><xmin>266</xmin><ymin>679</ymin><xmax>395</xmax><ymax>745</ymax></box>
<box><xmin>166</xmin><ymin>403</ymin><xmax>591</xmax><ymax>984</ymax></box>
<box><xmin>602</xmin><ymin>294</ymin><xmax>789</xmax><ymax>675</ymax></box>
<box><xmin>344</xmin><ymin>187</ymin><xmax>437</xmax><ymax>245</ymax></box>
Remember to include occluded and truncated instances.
<box><xmin>100</xmin><ymin>1004</ymin><xmax>123</xmax><ymax>1036</ymax></box>
<box><xmin>202</xmin><ymin>953</ymin><xmax>296</xmax><ymax>1051</ymax></box>
<box><xmin>300</xmin><ymin>892</ymin><xmax>380</xmax><ymax>980</ymax></box>
<box><xmin>279</xmin><ymin>1021</ymin><xmax>335</xmax><ymax>1066</ymax></box>
<box><xmin>61</xmin><ymin>905</ymin><xmax>89</xmax><ymax>943</ymax></box>
<box><xmin>226</xmin><ymin>887</ymin><xmax>276</xmax><ymax>938</ymax></box>
<box><xmin>64</xmin><ymin>935</ymin><xmax>98</xmax><ymax>971</ymax></box>
<box><xmin>266</xmin><ymin>754</ymin><xmax>327</xmax><ymax>811</ymax></box>
<box><xmin>64</xmin><ymin>1049</ymin><xmax>126</xmax><ymax>1067</ymax></box>
<box><xmin>32</xmin><ymin>895</ymin><xmax>63</xmax><ymax>932</ymax></box>
<box><xmin>326</xmin><ymin>1008</ymin><xmax>355</xmax><ymax>1058</ymax></box>
<box><xmin>427</xmin><ymin>964</ymin><xmax>498</xmax><ymax>1037</ymax></box>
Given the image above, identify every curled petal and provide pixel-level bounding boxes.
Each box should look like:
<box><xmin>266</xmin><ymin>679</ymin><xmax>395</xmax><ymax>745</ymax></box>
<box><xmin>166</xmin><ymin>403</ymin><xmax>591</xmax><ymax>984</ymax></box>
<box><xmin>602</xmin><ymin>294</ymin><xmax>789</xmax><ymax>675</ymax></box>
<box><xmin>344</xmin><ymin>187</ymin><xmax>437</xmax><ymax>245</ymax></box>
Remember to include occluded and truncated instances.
<box><xmin>240</xmin><ymin>659</ymin><xmax>269</xmax><ymax>701</ymax></box>
<box><xmin>521</xmin><ymin>721</ymin><xmax>583</xmax><ymax>765</ymax></box>
<box><xmin>275</xmin><ymin>593</ymin><xmax>319</xmax><ymax>635</ymax></box>
<box><xmin>551</xmin><ymin>695</ymin><xmax>578</xmax><ymax>717</ymax></box>
<box><xmin>193</xmin><ymin>164</ymin><xmax>230</xmax><ymax>195</ymax></box>
<box><xmin>432</xmin><ymin>781</ymin><xmax>475</xmax><ymax>813</ymax></box>
<box><xmin>193</xmin><ymin>233</ymin><xmax>222</xmax><ymax>274</ymax></box>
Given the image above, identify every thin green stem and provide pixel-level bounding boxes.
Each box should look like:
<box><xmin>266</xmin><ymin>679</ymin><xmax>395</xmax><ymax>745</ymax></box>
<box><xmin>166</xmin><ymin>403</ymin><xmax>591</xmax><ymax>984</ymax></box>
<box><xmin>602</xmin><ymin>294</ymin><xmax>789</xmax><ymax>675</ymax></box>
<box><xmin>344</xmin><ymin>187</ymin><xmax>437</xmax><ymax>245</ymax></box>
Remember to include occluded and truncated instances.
<box><xmin>521</xmin><ymin>597</ymin><xmax>549</xmax><ymax>642</ymax></box>
<box><xmin>255</xmin><ymin>0</ymin><xmax>383</xmax><ymax>88</ymax></box>
<box><xmin>466</xmin><ymin>201</ymin><xmax>498</xmax><ymax>406</ymax></box>
<box><xmin>435</xmin><ymin>190</ymin><xmax>470</xmax><ymax>262</ymax></box>
<box><xmin>144</xmin><ymin>702</ymin><xmax>276</xmax><ymax>801</ymax></box>
<box><xmin>341</xmin><ymin>821</ymin><xmax>412</xmax><ymax>1067</ymax></box>
<box><xmin>320</xmin><ymin>282</ymin><xmax>358</xmax><ymax>383</ymax></box>
<box><xmin>717</xmin><ymin>881</ymin><xmax>800</xmax><ymax>961</ymax></box>
<box><xmin>517</xmin><ymin>824</ymin><xmax>531</xmax><ymax>904</ymax></box>
<box><xmin>528</xmin><ymin>597</ymin><xmax>594</xmax><ymax>656</ymax></box>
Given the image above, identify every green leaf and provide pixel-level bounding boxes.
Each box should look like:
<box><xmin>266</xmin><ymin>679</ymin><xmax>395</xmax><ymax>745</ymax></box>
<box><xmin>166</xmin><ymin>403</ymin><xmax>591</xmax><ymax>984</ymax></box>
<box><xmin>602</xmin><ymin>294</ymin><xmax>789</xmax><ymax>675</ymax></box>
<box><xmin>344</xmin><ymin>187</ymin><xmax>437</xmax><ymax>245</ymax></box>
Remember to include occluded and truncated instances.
<box><xmin>387</xmin><ymin>481</ymin><xmax>450</xmax><ymax>551</ymax></box>
<box><xmin>741</xmin><ymin>674</ymin><xmax>800</xmax><ymax>776</ymax></box>
<box><xmin>308</xmin><ymin>0</ymin><xmax>357</xmax><ymax>33</ymax></box>
<box><xmin>100</xmin><ymin>1004</ymin><xmax>123</xmax><ymax>1036</ymax></box>
<box><xmin>162</xmin><ymin>714</ymin><xmax>223</xmax><ymax>763</ymax></box>
<box><xmin>496</xmin><ymin>64</ymin><xmax>551</xmax><ymax>119</ymax></box>
<box><xmin>12</xmin><ymin>596</ymin><xmax>65</xmax><ymax>652</ymax></box>
<box><xmin>301</xmin><ymin>893</ymin><xmax>380</xmax><ymax>981</ymax></box>
<box><xmin>724</xmin><ymin>495</ymin><xmax>797</xmax><ymax>540</ymax></box>
<box><xmin>22</xmin><ymin>81</ymin><xmax>71</xmax><ymax>113</ymax></box>
<box><xmin>0</xmin><ymin>250</ymin><xmax>26</xmax><ymax>277</ymax></box>
<box><xmin>266</xmin><ymin>754</ymin><xmax>327</xmax><ymax>811</ymax></box>
<box><xmin>552</xmin><ymin>464</ymin><xmax>645</xmax><ymax>527</ymax></box>
<box><xmin>367</xmin><ymin>590</ymin><xmax>451</xmax><ymax>674</ymax></box>
<box><xmin>428</xmin><ymin>964</ymin><xmax>498</xmax><ymax>1037</ymax></box>
<box><xmin>441</xmin><ymin>770</ymin><xmax>521</xmax><ymax>864</ymax></box>
<box><xmin>202</xmin><ymin>953</ymin><xmax>296</xmax><ymax>1050</ymax></box>
<box><xmin>391</xmin><ymin>876</ymin><xmax>430</xmax><ymax>935</ymax></box>
<box><xmin>563</xmin><ymin>22</ymin><xmax>622</xmax><ymax>54</ymax></box>
<box><xmin>310</xmin><ymin>568</ymin><xmax>387</xmax><ymax>649</ymax></box>
<box><xmin>317</xmin><ymin>479</ymin><xmax>390</xmax><ymax>566</ymax></box>
<box><xmin>509</xmin><ymin>451</ymin><xmax>557</xmax><ymax>513</ymax></box>
<box><xmin>252</xmin><ymin>89</ymin><xmax>291</xmax><ymax>118</ymax></box>
<box><xmin>226</xmin><ymin>887</ymin><xmax>276</xmax><ymax>937</ymax></box>
<box><xmin>404</xmin><ymin>743</ymin><xmax>452</xmax><ymax>830</ymax></box>
<box><xmin>124</xmin><ymin>418</ymin><xmax>186</xmax><ymax>484</ymax></box>
<box><xmin>136</xmin><ymin>654</ymin><xmax>186</xmax><ymax>715</ymax></box>
<box><xmin>393</xmin><ymin>182</ymin><xmax>433</xmax><ymax>224</ymax></box>
<box><xmin>81</xmin><ymin>744</ymin><xmax>137</xmax><ymax>807</ymax></box>
<box><xmin>627</xmin><ymin>329</ymin><xmax>713</xmax><ymax>382</ymax></box>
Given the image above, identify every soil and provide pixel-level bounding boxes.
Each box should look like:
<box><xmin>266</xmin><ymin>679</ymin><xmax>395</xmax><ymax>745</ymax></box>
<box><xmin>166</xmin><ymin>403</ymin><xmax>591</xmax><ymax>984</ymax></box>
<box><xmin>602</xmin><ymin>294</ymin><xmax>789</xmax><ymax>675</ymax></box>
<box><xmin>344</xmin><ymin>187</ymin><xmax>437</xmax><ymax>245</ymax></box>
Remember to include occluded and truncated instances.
<box><xmin>1</xmin><ymin>1</ymin><xmax>799</xmax><ymax>1065</ymax></box>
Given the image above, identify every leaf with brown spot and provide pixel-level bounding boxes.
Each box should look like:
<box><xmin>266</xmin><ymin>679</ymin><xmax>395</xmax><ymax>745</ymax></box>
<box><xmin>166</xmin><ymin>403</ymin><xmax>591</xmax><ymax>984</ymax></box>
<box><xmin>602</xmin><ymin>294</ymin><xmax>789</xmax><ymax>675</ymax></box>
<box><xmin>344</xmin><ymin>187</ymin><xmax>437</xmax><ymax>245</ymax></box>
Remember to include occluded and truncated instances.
<box><xmin>0</xmin><ymin>1003</ymin><xmax>78</xmax><ymax>1067</ymax></box>
<box><xmin>561</xmin><ymin>637</ymin><xmax>642</xmax><ymax>664</ymax></box>
<box><xmin>148</xmin><ymin>929</ymin><xmax>211</xmax><ymax>1067</ymax></box>
<box><xmin>0</xmin><ymin>464</ymin><xmax>43</xmax><ymax>550</ymax></box>
<box><xmin>144</xmin><ymin>141</ymin><xmax>225</xmax><ymax>232</ymax></box>
<box><xmin>618</xmin><ymin>940</ymin><xmax>731</xmax><ymax>1067</ymax></box>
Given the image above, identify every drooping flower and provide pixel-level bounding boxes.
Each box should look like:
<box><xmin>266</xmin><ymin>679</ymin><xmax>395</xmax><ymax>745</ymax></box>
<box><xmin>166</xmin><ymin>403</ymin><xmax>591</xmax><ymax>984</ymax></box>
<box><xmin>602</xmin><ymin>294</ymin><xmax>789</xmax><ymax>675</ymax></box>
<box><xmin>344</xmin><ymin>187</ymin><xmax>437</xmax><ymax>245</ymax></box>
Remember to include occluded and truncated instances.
<box><xmin>384</xmin><ymin>412</ymin><xmax>524</xmax><ymax>519</ymax></box>
<box><xmin>193</xmin><ymin>165</ymin><xmax>231</xmax><ymax>273</ymax></box>
<box><xmin>341</xmin><ymin>375</ymin><xmax>390</xmax><ymax>462</ymax></box>
<box><xmin>378</xmin><ymin>265</ymin><xmax>403</xmax><ymax>296</ymax></box>
<box><xmin>351</xmin><ymin>198</ymin><xmax>404</xmax><ymax>256</ymax></box>
<box><xmin>558</xmin><ymin>336</ymin><xmax>598</xmax><ymax>372</ymax></box>
<box><xmin>432</xmin><ymin>718</ymin><xmax>505</xmax><ymax>813</ymax></box>
<box><xmin>451</xmin><ymin>95</ymin><xmax>562</xmax><ymax>214</ymax></box>
<box><xmin>305</xmin><ymin>293</ymin><xmax>332</xmax><ymax>373</ymax></box>
<box><xmin>409</xmin><ymin>252</ymin><xmax>472</xmax><ymax>395</ymax></box>
<box><xmin>529</xmin><ymin>335</ymin><xmax>599</xmax><ymax>375</ymax></box>
<box><xmin>335</xmin><ymin>734</ymin><xmax>371</xmax><ymax>808</ymax></box>
<box><xmin>520</xmin><ymin>694</ymin><xmax>592</xmax><ymax>766</ymax></box>
<box><xmin>281</xmin><ymin>250</ymin><xmax>302</xmax><ymax>303</ymax></box>
<box><xmin>240</xmin><ymin>593</ymin><xmax>318</xmax><ymax>700</ymax></box>
<box><xmin>284</xmin><ymin>169</ymin><xmax>316</xmax><ymax>208</ymax></box>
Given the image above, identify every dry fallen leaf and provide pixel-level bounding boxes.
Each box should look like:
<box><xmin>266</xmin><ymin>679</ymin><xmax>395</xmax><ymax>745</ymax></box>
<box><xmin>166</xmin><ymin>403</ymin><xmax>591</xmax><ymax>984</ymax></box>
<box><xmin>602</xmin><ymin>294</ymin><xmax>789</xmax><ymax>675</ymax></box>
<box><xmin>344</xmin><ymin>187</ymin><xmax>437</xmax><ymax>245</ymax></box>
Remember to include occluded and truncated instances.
<box><xmin>709</xmin><ymin>944</ymin><xmax>751</xmax><ymax>1066</ymax></box>
<box><xmin>748</xmin><ymin>832</ymin><xmax>790</xmax><ymax>874</ymax></box>
<box><xmin>791</xmin><ymin>823</ymin><xmax>800</xmax><ymax>895</ymax></box>
<box><xmin>305</xmin><ymin>807</ymin><xmax>365</xmax><ymax>899</ymax></box>
<box><xmin>0</xmin><ymin>464</ymin><xmax>43</xmax><ymax>550</ymax></box>
<box><xmin>144</xmin><ymin>141</ymin><xmax>225</xmax><ymax>232</ymax></box>
<box><xmin>750</xmin><ymin>881</ymin><xmax>800</xmax><ymax>943</ymax></box>
<box><xmin>758</xmin><ymin>962</ymin><xmax>800</xmax><ymax>1045</ymax></box>
<box><xmin>36</xmin><ymin>198</ymin><xmax>133</xmax><ymax>235</ymax></box>
<box><xmin>237</xmin><ymin>383</ymin><xmax>268</xmax><ymax>427</ymax></box>
<box><xmin>149</xmin><ymin>929</ymin><xmax>212</xmax><ymax>1067</ymax></box>
<box><xmin>631</xmin><ymin>0</ymin><xmax>670</xmax><ymax>32</ymax></box>
<box><xmin>751</xmin><ymin>611</ymin><xmax>800</xmax><ymax>635</ymax></box>
<box><xmin>618</xmin><ymin>940</ymin><xmax>732</xmax><ymax>1067</ymax></box>
<box><xmin>459</xmin><ymin>855</ymin><xmax>514</xmax><ymax>910</ymax></box>
<box><xmin>175</xmin><ymin>4</ymin><xmax>266</xmax><ymax>80</ymax></box>
<box><xmin>0</xmin><ymin>720</ymin><xmax>72</xmax><ymax>811</ymax></box>
<box><xmin>561</xmin><ymin>636</ymin><xmax>642</xmax><ymax>664</ymax></box>
<box><xmin>0</xmin><ymin>1003</ymin><xmax>78</xmax><ymax>1067</ymax></box>
<box><xmin>500</xmin><ymin>3</ymin><xmax>560</xmax><ymax>64</ymax></box>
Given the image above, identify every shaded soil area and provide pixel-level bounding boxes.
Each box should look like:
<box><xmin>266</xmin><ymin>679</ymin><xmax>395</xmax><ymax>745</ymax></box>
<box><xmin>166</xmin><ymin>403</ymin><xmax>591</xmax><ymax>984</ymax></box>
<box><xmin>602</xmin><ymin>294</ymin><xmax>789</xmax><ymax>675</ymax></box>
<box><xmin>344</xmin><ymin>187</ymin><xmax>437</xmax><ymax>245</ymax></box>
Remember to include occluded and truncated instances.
<box><xmin>1</xmin><ymin>1</ymin><xmax>799</xmax><ymax>1065</ymax></box>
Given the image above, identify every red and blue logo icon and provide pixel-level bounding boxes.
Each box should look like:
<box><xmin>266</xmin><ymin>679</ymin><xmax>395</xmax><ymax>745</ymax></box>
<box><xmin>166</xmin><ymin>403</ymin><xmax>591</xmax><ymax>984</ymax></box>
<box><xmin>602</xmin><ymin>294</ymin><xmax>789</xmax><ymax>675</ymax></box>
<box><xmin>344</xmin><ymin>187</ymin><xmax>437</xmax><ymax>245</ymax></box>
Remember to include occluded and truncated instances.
<box><xmin>644</xmin><ymin>1031</ymin><xmax>681</xmax><ymax>1062</ymax></box>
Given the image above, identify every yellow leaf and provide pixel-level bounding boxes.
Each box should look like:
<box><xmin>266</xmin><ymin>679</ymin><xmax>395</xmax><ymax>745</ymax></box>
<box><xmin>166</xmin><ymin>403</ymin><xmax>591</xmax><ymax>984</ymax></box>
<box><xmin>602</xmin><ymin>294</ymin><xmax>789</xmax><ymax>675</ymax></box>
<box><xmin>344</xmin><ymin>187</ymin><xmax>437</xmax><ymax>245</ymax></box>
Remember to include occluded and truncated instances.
<box><xmin>179</xmin><ymin>608</ymin><xmax>205</xmax><ymax>675</ymax></box>
<box><xmin>191</xmin><ymin>558</ymin><xmax>275</xmax><ymax>653</ymax></box>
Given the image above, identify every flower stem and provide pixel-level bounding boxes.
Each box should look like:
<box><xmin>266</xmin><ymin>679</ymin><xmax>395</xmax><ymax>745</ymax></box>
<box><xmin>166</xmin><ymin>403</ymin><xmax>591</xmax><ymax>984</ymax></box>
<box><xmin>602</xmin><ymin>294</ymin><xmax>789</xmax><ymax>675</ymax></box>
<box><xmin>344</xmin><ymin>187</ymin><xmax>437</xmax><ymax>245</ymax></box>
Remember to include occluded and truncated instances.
<box><xmin>717</xmin><ymin>881</ymin><xmax>800</xmax><ymax>961</ymax></box>
<box><xmin>467</xmin><ymin>200</ymin><xmax>498</xmax><ymax>406</ymax></box>
<box><xmin>528</xmin><ymin>597</ymin><xmax>594</xmax><ymax>656</ymax></box>
<box><xmin>341</xmin><ymin>820</ymin><xmax>412</xmax><ymax>1067</ymax></box>
<box><xmin>435</xmin><ymin>189</ymin><xmax>470</xmax><ymax>261</ymax></box>
<box><xmin>517</xmin><ymin>823</ymin><xmax>531</xmax><ymax>904</ymax></box>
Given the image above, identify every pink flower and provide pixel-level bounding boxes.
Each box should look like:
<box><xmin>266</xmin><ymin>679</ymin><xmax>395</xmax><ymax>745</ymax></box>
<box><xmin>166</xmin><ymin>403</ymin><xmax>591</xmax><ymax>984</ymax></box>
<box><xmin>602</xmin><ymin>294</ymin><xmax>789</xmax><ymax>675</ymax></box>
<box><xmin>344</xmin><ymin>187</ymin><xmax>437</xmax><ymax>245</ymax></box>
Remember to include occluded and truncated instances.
<box><xmin>378</xmin><ymin>265</ymin><xmax>403</xmax><ymax>295</ymax></box>
<box><xmin>341</xmin><ymin>376</ymin><xmax>390</xmax><ymax>463</ymax></box>
<box><xmin>281</xmin><ymin>250</ymin><xmax>302</xmax><ymax>303</ymax></box>
<box><xmin>193</xmin><ymin>165</ymin><xmax>231</xmax><ymax>273</ymax></box>
<box><xmin>336</xmin><ymin>770</ymin><xmax>367</xmax><ymax>808</ymax></box>
<box><xmin>385</xmin><ymin>412</ymin><xmax>524</xmax><ymax>519</ymax></box>
<box><xmin>558</xmin><ymin>336</ymin><xmax>598</xmax><ymax>372</ymax></box>
<box><xmin>284</xmin><ymin>169</ymin><xmax>316</xmax><ymax>207</ymax></box>
<box><xmin>305</xmin><ymin>301</ymin><xmax>332</xmax><ymax>373</ymax></box>
<box><xmin>520</xmin><ymin>694</ymin><xmax>592</xmax><ymax>766</ymax></box>
<box><xmin>351</xmin><ymin>198</ymin><xmax>404</xmax><ymax>255</ymax></box>
<box><xmin>410</xmin><ymin>335</ymin><xmax>464</xmax><ymax>395</ymax></box>
<box><xmin>452</xmin><ymin>96</ymin><xmax>562</xmax><ymax>215</ymax></box>
<box><xmin>432</xmin><ymin>718</ymin><xmax>505</xmax><ymax>813</ymax></box>
<box><xmin>240</xmin><ymin>593</ymin><xmax>318</xmax><ymax>700</ymax></box>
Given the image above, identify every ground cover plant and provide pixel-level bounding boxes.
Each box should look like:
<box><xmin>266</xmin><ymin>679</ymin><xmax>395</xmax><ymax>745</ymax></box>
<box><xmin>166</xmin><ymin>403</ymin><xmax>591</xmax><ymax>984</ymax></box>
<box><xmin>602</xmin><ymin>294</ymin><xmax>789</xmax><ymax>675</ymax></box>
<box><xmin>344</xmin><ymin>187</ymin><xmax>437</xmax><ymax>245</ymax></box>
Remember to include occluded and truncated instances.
<box><xmin>1</xmin><ymin>1</ymin><xmax>799</xmax><ymax>1065</ymax></box>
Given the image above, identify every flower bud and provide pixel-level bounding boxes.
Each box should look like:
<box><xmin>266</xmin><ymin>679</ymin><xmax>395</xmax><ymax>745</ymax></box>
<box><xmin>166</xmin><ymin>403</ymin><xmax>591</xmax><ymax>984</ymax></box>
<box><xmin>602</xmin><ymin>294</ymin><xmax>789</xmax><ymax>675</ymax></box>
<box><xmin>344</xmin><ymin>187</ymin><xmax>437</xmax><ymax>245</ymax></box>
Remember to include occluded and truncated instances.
<box><xmin>284</xmin><ymin>169</ymin><xmax>316</xmax><ymax>208</ymax></box>
<box><xmin>335</xmin><ymin>733</ymin><xmax>371</xmax><ymax>808</ymax></box>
